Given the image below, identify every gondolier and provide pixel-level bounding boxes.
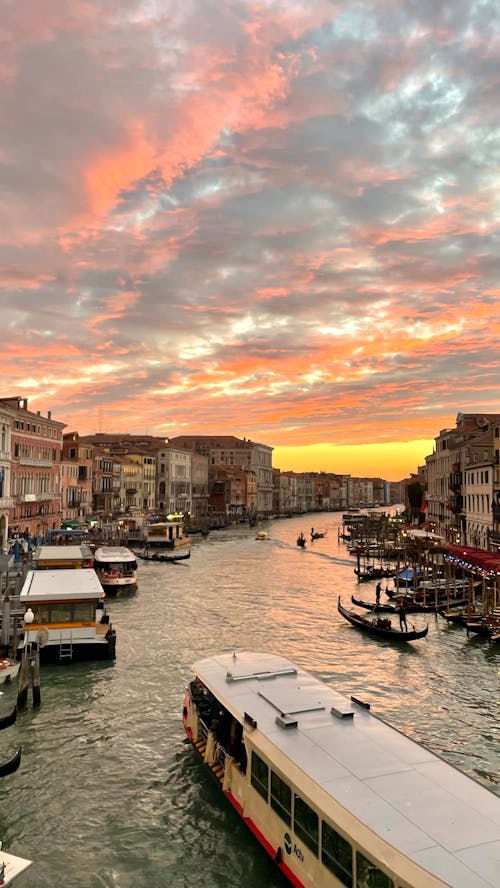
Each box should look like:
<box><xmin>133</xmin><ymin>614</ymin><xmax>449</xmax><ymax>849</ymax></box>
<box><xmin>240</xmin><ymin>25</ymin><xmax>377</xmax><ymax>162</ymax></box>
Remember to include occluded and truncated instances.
<box><xmin>398</xmin><ymin>599</ymin><xmax>408</xmax><ymax>632</ymax></box>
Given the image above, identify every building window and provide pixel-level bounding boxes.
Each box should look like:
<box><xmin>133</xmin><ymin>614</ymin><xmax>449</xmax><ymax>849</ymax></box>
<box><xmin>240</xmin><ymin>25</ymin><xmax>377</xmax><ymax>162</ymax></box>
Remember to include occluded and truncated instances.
<box><xmin>322</xmin><ymin>821</ymin><xmax>352</xmax><ymax>887</ymax></box>
<box><xmin>294</xmin><ymin>794</ymin><xmax>318</xmax><ymax>856</ymax></box>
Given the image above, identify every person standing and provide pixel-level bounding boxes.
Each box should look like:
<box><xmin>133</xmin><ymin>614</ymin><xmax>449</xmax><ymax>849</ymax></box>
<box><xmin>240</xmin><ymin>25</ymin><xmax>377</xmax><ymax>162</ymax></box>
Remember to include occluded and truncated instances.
<box><xmin>398</xmin><ymin>599</ymin><xmax>408</xmax><ymax>632</ymax></box>
<box><xmin>375</xmin><ymin>582</ymin><xmax>382</xmax><ymax>605</ymax></box>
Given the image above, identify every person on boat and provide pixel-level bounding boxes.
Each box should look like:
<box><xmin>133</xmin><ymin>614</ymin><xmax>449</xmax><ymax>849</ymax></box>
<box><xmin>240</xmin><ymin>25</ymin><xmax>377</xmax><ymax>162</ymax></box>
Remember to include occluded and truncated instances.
<box><xmin>398</xmin><ymin>599</ymin><xmax>408</xmax><ymax>632</ymax></box>
<box><xmin>311</xmin><ymin>528</ymin><xmax>314</xmax><ymax>537</ymax></box>
<box><xmin>375</xmin><ymin>582</ymin><xmax>382</xmax><ymax>605</ymax></box>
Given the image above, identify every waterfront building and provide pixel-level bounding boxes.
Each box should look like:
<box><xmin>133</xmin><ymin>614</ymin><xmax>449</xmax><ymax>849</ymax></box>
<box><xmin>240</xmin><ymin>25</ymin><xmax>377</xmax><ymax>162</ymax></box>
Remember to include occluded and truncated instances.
<box><xmin>167</xmin><ymin>436</ymin><xmax>273</xmax><ymax>515</ymax></box>
<box><xmin>156</xmin><ymin>445</ymin><xmax>193</xmax><ymax>517</ymax></box>
<box><xmin>190</xmin><ymin>451</ymin><xmax>210</xmax><ymax>524</ymax></box>
<box><xmin>61</xmin><ymin>432</ymin><xmax>94</xmax><ymax>525</ymax></box>
<box><xmin>208</xmin><ymin>464</ymin><xmax>256</xmax><ymax>520</ymax></box>
<box><xmin>425</xmin><ymin>412</ymin><xmax>500</xmax><ymax>545</ymax></box>
<box><xmin>114</xmin><ymin>455</ymin><xmax>143</xmax><ymax>522</ymax></box>
<box><xmin>0</xmin><ymin>408</ymin><xmax>13</xmax><ymax>549</ymax></box>
<box><xmin>0</xmin><ymin>397</ymin><xmax>65</xmax><ymax>540</ymax></box>
<box><xmin>463</xmin><ymin>440</ymin><xmax>494</xmax><ymax>550</ymax></box>
<box><xmin>492</xmin><ymin>421</ymin><xmax>500</xmax><ymax>553</ymax></box>
<box><xmin>92</xmin><ymin>451</ymin><xmax>114</xmax><ymax>518</ymax></box>
<box><xmin>126</xmin><ymin>452</ymin><xmax>156</xmax><ymax>512</ymax></box>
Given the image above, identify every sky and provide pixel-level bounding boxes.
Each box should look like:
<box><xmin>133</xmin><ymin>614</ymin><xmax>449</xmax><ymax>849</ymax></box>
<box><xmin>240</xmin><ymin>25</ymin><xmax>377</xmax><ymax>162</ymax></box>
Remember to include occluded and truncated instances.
<box><xmin>1</xmin><ymin>0</ymin><xmax>499</xmax><ymax>482</ymax></box>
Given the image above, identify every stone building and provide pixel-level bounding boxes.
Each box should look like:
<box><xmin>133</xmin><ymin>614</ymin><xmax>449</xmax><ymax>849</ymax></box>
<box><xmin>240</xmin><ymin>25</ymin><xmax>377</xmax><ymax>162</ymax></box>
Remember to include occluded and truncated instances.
<box><xmin>0</xmin><ymin>397</ymin><xmax>65</xmax><ymax>540</ymax></box>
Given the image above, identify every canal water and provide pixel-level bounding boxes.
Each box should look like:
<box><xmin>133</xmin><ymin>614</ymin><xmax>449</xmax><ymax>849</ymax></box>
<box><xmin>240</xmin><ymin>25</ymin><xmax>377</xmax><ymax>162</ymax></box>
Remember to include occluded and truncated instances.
<box><xmin>1</xmin><ymin>513</ymin><xmax>499</xmax><ymax>888</ymax></box>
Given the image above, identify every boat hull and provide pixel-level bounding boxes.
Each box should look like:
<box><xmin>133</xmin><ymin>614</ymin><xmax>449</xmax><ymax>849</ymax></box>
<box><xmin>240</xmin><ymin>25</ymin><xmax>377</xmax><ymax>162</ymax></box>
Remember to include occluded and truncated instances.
<box><xmin>338</xmin><ymin>597</ymin><xmax>429</xmax><ymax>641</ymax></box>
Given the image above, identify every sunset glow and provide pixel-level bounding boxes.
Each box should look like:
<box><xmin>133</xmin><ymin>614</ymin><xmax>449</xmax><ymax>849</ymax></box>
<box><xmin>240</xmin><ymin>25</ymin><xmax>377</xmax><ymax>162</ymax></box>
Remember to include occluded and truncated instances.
<box><xmin>1</xmin><ymin>1</ymin><xmax>499</xmax><ymax>481</ymax></box>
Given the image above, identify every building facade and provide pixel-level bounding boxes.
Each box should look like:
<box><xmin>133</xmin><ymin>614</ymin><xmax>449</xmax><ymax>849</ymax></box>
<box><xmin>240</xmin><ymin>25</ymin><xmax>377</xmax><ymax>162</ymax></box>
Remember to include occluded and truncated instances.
<box><xmin>0</xmin><ymin>397</ymin><xmax>65</xmax><ymax>540</ymax></box>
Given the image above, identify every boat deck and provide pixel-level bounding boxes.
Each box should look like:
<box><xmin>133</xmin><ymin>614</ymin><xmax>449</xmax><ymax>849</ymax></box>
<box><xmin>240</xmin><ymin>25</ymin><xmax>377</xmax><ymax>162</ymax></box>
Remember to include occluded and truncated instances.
<box><xmin>195</xmin><ymin>652</ymin><xmax>500</xmax><ymax>888</ymax></box>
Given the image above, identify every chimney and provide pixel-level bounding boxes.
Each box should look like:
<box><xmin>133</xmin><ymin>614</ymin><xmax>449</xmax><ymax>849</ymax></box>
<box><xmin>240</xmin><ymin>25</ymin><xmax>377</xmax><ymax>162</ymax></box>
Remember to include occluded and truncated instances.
<box><xmin>48</xmin><ymin>411</ymin><xmax>52</xmax><ymax>420</ymax></box>
<box><xmin>23</xmin><ymin>398</ymin><xmax>28</xmax><ymax>409</ymax></box>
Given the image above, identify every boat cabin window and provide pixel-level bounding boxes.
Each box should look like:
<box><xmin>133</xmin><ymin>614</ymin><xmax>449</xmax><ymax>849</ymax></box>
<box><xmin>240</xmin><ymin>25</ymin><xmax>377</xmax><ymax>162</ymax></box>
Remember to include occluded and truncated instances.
<box><xmin>294</xmin><ymin>794</ymin><xmax>318</xmax><ymax>856</ymax></box>
<box><xmin>270</xmin><ymin>771</ymin><xmax>291</xmax><ymax>826</ymax></box>
<box><xmin>321</xmin><ymin>821</ymin><xmax>352</xmax><ymax>887</ymax></box>
<box><xmin>356</xmin><ymin>852</ymin><xmax>394</xmax><ymax>888</ymax></box>
<box><xmin>250</xmin><ymin>752</ymin><xmax>269</xmax><ymax>802</ymax></box>
<box><xmin>28</xmin><ymin>601</ymin><xmax>96</xmax><ymax>624</ymax></box>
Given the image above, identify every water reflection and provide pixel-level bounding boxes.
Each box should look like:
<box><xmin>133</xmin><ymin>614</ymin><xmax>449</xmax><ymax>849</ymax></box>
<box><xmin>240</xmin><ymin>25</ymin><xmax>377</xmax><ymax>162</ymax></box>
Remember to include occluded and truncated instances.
<box><xmin>1</xmin><ymin>510</ymin><xmax>499</xmax><ymax>887</ymax></box>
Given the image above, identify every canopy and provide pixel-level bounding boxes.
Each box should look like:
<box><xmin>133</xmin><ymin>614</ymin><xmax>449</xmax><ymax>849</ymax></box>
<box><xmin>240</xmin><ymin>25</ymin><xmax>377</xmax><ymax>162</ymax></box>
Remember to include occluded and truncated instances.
<box><xmin>61</xmin><ymin>520</ymin><xmax>88</xmax><ymax>528</ymax></box>
<box><xmin>444</xmin><ymin>545</ymin><xmax>500</xmax><ymax>576</ymax></box>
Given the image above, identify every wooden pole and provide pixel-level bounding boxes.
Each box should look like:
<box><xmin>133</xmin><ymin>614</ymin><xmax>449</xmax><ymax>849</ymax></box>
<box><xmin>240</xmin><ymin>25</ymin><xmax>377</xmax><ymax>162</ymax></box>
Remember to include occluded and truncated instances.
<box><xmin>17</xmin><ymin>655</ymin><xmax>30</xmax><ymax>709</ymax></box>
<box><xmin>30</xmin><ymin>647</ymin><xmax>41</xmax><ymax>707</ymax></box>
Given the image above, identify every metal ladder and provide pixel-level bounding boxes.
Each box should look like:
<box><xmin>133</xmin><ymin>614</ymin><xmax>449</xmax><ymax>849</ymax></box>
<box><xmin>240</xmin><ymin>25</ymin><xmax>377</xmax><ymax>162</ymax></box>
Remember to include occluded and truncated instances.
<box><xmin>59</xmin><ymin>634</ymin><xmax>73</xmax><ymax>662</ymax></box>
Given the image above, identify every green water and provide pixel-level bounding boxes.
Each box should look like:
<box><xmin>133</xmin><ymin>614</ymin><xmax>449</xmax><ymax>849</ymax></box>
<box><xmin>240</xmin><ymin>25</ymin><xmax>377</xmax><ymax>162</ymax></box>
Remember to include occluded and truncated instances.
<box><xmin>1</xmin><ymin>514</ymin><xmax>499</xmax><ymax>887</ymax></box>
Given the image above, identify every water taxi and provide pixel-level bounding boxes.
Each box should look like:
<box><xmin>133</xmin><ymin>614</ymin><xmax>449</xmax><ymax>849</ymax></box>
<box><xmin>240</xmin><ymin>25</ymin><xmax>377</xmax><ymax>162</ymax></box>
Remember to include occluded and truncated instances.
<box><xmin>18</xmin><ymin>568</ymin><xmax>116</xmax><ymax>664</ymax></box>
<box><xmin>183</xmin><ymin>651</ymin><xmax>500</xmax><ymax>888</ymax></box>
<box><xmin>33</xmin><ymin>544</ymin><xmax>94</xmax><ymax>570</ymax></box>
<box><xmin>94</xmin><ymin>546</ymin><xmax>138</xmax><ymax>592</ymax></box>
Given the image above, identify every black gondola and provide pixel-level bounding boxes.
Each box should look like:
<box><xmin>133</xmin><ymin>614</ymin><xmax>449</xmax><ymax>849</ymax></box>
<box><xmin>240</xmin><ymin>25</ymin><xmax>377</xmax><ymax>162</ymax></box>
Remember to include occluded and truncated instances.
<box><xmin>311</xmin><ymin>531</ymin><xmax>327</xmax><ymax>540</ymax></box>
<box><xmin>351</xmin><ymin>595</ymin><xmax>396</xmax><ymax>613</ymax></box>
<box><xmin>338</xmin><ymin>597</ymin><xmax>429</xmax><ymax>642</ymax></box>
<box><xmin>134</xmin><ymin>550</ymin><xmax>190</xmax><ymax>563</ymax></box>
<box><xmin>0</xmin><ymin>747</ymin><xmax>21</xmax><ymax>778</ymax></box>
<box><xmin>0</xmin><ymin>706</ymin><xmax>17</xmax><ymax>732</ymax></box>
<box><xmin>296</xmin><ymin>536</ymin><xmax>306</xmax><ymax>548</ymax></box>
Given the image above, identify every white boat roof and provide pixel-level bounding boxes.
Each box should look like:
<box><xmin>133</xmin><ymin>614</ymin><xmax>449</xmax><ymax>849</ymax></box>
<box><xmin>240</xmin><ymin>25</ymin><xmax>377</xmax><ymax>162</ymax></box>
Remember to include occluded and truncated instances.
<box><xmin>34</xmin><ymin>545</ymin><xmax>92</xmax><ymax>561</ymax></box>
<box><xmin>94</xmin><ymin>546</ymin><xmax>136</xmax><ymax>563</ymax></box>
<box><xmin>0</xmin><ymin>851</ymin><xmax>31</xmax><ymax>886</ymax></box>
<box><xmin>193</xmin><ymin>651</ymin><xmax>500</xmax><ymax>888</ymax></box>
<box><xmin>20</xmin><ymin>569</ymin><xmax>104</xmax><ymax>602</ymax></box>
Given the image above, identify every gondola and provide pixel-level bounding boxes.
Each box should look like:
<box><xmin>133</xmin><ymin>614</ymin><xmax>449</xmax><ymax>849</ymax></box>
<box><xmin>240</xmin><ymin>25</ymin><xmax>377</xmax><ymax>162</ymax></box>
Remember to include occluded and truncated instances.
<box><xmin>0</xmin><ymin>747</ymin><xmax>21</xmax><ymax>778</ymax></box>
<box><xmin>134</xmin><ymin>549</ymin><xmax>190</xmax><ymax>563</ymax></box>
<box><xmin>338</xmin><ymin>597</ymin><xmax>429</xmax><ymax>642</ymax></box>
<box><xmin>351</xmin><ymin>595</ymin><xmax>396</xmax><ymax>613</ymax></box>
<box><xmin>310</xmin><ymin>531</ymin><xmax>327</xmax><ymax>540</ymax></box>
<box><xmin>354</xmin><ymin>567</ymin><xmax>395</xmax><ymax>582</ymax></box>
<box><xmin>296</xmin><ymin>536</ymin><xmax>306</xmax><ymax>548</ymax></box>
<box><xmin>0</xmin><ymin>706</ymin><xmax>17</xmax><ymax>732</ymax></box>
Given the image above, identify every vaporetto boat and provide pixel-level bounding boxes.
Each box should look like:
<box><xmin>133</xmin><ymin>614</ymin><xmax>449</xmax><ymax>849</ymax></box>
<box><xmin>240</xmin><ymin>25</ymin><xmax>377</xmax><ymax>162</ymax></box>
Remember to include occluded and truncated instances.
<box><xmin>94</xmin><ymin>546</ymin><xmax>138</xmax><ymax>592</ymax></box>
<box><xmin>183</xmin><ymin>651</ymin><xmax>499</xmax><ymax>888</ymax></box>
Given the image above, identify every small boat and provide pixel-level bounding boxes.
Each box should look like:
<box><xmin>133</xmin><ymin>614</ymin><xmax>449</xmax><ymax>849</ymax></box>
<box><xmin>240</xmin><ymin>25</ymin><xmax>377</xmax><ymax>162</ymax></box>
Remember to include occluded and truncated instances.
<box><xmin>0</xmin><ymin>660</ymin><xmax>20</xmax><ymax>685</ymax></box>
<box><xmin>310</xmin><ymin>530</ymin><xmax>327</xmax><ymax>540</ymax></box>
<box><xmin>0</xmin><ymin>748</ymin><xmax>21</xmax><ymax>778</ymax></box>
<box><xmin>135</xmin><ymin>549</ymin><xmax>191</xmax><ymax>563</ymax></box>
<box><xmin>0</xmin><ymin>706</ymin><xmax>17</xmax><ymax>732</ymax></box>
<box><xmin>255</xmin><ymin>531</ymin><xmax>269</xmax><ymax>541</ymax></box>
<box><xmin>183</xmin><ymin>651</ymin><xmax>500</xmax><ymax>888</ymax></box>
<box><xmin>351</xmin><ymin>595</ymin><xmax>396</xmax><ymax>613</ymax></box>
<box><xmin>354</xmin><ymin>569</ymin><xmax>396</xmax><ymax>582</ymax></box>
<box><xmin>338</xmin><ymin>597</ymin><xmax>429</xmax><ymax>642</ymax></box>
<box><xmin>94</xmin><ymin>546</ymin><xmax>138</xmax><ymax>592</ymax></box>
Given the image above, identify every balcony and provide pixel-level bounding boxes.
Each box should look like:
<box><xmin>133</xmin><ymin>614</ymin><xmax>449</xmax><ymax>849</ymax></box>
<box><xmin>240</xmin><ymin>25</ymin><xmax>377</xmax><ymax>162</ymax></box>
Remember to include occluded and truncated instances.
<box><xmin>19</xmin><ymin>457</ymin><xmax>54</xmax><ymax>467</ymax></box>
<box><xmin>0</xmin><ymin>497</ymin><xmax>13</xmax><ymax>509</ymax></box>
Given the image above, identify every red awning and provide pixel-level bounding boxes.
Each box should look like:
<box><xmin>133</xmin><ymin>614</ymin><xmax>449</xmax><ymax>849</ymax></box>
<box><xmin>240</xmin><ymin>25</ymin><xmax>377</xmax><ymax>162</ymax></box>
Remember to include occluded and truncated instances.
<box><xmin>444</xmin><ymin>545</ymin><xmax>500</xmax><ymax>574</ymax></box>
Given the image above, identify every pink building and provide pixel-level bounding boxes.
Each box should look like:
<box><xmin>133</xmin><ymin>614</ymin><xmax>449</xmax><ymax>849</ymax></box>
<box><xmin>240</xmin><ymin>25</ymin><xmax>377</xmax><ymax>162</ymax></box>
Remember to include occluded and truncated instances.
<box><xmin>0</xmin><ymin>397</ymin><xmax>66</xmax><ymax>541</ymax></box>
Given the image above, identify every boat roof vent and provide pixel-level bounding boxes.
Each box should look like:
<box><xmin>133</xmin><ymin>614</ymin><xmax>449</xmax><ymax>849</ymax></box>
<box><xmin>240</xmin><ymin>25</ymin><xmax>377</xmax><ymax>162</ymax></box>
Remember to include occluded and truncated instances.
<box><xmin>276</xmin><ymin>714</ymin><xmax>298</xmax><ymax>729</ymax></box>
<box><xmin>331</xmin><ymin>704</ymin><xmax>354</xmax><ymax>720</ymax></box>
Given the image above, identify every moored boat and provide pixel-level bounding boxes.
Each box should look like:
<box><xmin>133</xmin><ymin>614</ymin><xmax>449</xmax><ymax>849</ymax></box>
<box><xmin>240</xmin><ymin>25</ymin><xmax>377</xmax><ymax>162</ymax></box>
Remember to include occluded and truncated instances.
<box><xmin>0</xmin><ymin>659</ymin><xmax>20</xmax><ymax>685</ymax></box>
<box><xmin>183</xmin><ymin>651</ymin><xmax>500</xmax><ymax>888</ymax></box>
<box><xmin>144</xmin><ymin>516</ymin><xmax>191</xmax><ymax>554</ymax></box>
<box><xmin>33</xmin><ymin>544</ymin><xmax>94</xmax><ymax>570</ymax></box>
<box><xmin>94</xmin><ymin>546</ymin><xmax>138</xmax><ymax>592</ymax></box>
<box><xmin>350</xmin><ymin>595</ymin><xmax>396</xmax><ymax>613</ymax></box>
<box><xmin>18</xmin><ymin>568</ymin><xmax>116</xmax><ymax>664</ymax></box>
<box><xmin>338</xmin><ymin>597</ymin><xmax>429</xmax><ymax>642</ymax></box>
